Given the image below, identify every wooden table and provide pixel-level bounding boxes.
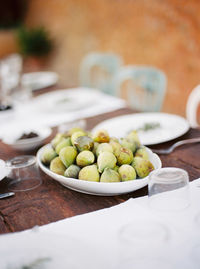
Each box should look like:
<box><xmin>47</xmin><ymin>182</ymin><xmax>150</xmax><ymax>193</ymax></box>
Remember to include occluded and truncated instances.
<box><xmin>0</xmin><ymin>107</ymin><xmax>200</xmax><ymax>235</ymax></box>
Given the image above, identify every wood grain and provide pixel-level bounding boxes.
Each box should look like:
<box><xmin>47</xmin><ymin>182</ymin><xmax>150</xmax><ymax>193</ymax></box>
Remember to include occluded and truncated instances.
<box><xmin>0</xmin><ymin>108</ymin><xmax>200</xmax><ymax>234</ymax></box>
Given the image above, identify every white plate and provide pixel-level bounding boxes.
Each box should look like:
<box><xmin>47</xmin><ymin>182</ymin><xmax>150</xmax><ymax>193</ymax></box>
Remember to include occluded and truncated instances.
<box><xmin>37</xmin><ymin>145</ymin><xmax>162</xmax><ymax>196</ymax></box>
<box><xmin>92</xmin><ymin>113</ymin><xmax>190</xmax><ymax>145</ymax></box>
<box><xmin>0</xmin><ymin>159</ymin><xmax>10</xmax><ymax>181</ymax></box>
<box><xmin>19</xmin><ymin>88</ymin><xmax>100</xmax><ymax>114</ymax></box>
<box><xmin>22</xmin><ymin>71</ymin><xmax>59</xmax><ymax>91</ymax></box>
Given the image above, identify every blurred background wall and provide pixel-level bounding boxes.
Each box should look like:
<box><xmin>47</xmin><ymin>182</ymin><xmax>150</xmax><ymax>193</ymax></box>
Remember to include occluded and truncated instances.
<box><xmin>1</xmin><ymin>0</ymin><xmax>200</xmax><ymax>117</ymax></box>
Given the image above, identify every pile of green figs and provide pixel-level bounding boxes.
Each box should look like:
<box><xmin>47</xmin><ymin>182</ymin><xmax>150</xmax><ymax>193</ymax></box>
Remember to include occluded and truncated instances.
<box><xmin>41</xmin><ymin>127</ymin><xmax>155</xmax><ymax>183</ymax></box>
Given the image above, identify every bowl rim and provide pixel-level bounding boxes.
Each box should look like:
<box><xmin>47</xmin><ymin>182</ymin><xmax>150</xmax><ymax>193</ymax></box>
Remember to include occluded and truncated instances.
<box><xmin>36</xmin><ymin>144</ymin><xmax>162</xmax><ymax>196</ymax></box>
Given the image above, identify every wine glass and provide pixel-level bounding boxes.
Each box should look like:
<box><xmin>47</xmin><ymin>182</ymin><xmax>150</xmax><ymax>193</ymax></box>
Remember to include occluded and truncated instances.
<box><xmin>0</xmin><ymin>54</ymin><xmax>32</xmax><ymax>107</ymax></box>
<box><xmin>6</xmin><ymin>155</ymin><xmax>42</xmax><ymax>192</ymax></box>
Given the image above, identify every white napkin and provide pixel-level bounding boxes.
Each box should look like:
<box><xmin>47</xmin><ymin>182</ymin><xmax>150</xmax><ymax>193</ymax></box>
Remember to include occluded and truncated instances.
<box><xmin>0</xmin><ymin>178</ymin><xmax>200</xmax><ymax>269</ymax></box>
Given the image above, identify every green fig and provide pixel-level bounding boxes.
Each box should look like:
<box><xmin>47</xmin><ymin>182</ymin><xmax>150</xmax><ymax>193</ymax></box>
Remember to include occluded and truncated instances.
<box><xmin>97</xmin><ymin>152</ymin><xmax>117</xmax><ymax>173</ymax></box>
<box><xmin>96</xmin><ymin>143</ymin><xmax>113</xmax><ymax>157</ymax></box>
<box><xmin>67</xmin><ymin>127</ymin><xmax>85</xmax><ymax>137</ymax></box>
<box><xmin>118</xmin><ymin>164</ymin><xmax>136</xmax><ymax>181</ymax></box>
<box><xmin>55</xmin><ymin>137</ymin><xmax>72</xmax><ymax>154</ymax></box>
<box><xmin>59</xmin><ymin>146</ymin><xmax>78</xmax><ymax>167</ymax></box>
<box><xmin>120</xmin><ymin>138</ymin><xmax>136</xmax><ymax>153</ymax></box>
<box><xmin>132</xmin><ymin>157</ymin><xmax>154</xmax><ymax>178</ymax></box>
<box><xmin>117</xmin><ymin>147</ymin><xmax>133</xmax><ymax>165</ymax></box>
<box><xmin>110</xmin><ymin>137</ymin><xmax>119</xmax><ymax>143</ymax></box>
<box><xmin>64</xmin><ymin>164</ymin><xmax>81</xmax><ymax>178</ymax></box>
<box><xmin>113</xmin><ymin>165</ymin><xmax>120</xmax><ymax>172</ymax></box>
<box><xmin>92</xmin><ymin>142</ymin><xmax>100</xmax><ymax>156</ymax></box>
<box><xmin>41</xmin><ymin>146</ymin><xmax>57</xmax><ymax>165</ymax></box>
<box><xmin>74</xmin><ymin>135</ymin><xmax>94</xmax><ymax>152</ymax></box>
<box><xmin>135</xmin><ymin>146</ymin><xmax>149</xmax><ymax>160</ymax></box>
<box><xmin>93</xmin><ymin>129</ymin><xmax>110</xmax><ymax>143</ymax></box>
<box><xmin>126</xmin><ymin>130</ymin><xmax>141</xmax><ymax>149</ymax></box>
<box><xmin>100</xmin><ymin>168</ymin><xmax>121</xmax><ymax>183</ymax></box>
<box><xmin>78</xmin><ymin>164</ymin><xmax>100</xmax><ymax>182</ymax></box>
<box><xmin>109</xmin><ymin>140</ymin><xmax>121</xmax><ymax>157</ymax></box>
<box><xmin>51</xmin><ymin>133</ymin><xmax>66</xmax><ymax>149</ymax></box>
<box><xmin>50</xmin><ymin>157</ymin><xmax>66</xmax><ymax>175</ymax></box>
<box><xmin>76</xmin><ymin>150</ymin><xmax>95</xmax><ymax>167</ymax></box>
<box><xmin>71</xmin><ymin>131</ymin><xmax>86</xmax><ymax>146</ymax></box>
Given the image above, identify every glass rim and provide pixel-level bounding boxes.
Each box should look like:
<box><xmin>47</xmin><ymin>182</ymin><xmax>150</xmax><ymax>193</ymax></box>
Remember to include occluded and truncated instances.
<box><xmin>6</xmin><ymin>155</ymin><xmax>36</xmax><ymax>169</ymax></box>
<box><xmin>149</xmin><ymin>167</ymin><xmax>189</xmax><ymax>184</ymax></box>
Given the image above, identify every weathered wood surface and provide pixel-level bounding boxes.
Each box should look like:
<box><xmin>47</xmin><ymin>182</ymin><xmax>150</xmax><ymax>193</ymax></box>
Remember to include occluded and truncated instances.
<box><xmin>0</xmin><ymin>107</ymin><xmax>200</xmax><ymax>234</ymax></box>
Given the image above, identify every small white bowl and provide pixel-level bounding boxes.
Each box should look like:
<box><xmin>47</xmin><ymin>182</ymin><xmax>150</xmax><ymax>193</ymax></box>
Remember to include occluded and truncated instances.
<box><xmin>2</xmin><ymin>126</ymin><xmax>52</xmax><ymax>151</ymax></box>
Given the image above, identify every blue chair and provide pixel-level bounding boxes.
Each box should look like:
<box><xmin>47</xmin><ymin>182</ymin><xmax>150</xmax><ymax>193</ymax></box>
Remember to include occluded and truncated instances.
<box><xmin>79</xmin><ymin>52</ymin><xmax>123</xmax><ymax>95</ymax></box>
<box><xmin>113</xmin><ymin>65</ymin><xmax>167</xmax><ymax>112</ymax></box>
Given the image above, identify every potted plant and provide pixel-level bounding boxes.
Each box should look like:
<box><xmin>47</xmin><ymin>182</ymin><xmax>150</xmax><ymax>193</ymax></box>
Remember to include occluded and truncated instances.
<box><xmin>0</xmin><ymin>0</ymin><xmax>27</xmax><ymax>58</ymax></box>
<box><xmin>16</xmin><ymin>26</ymin><xmax>53</xmax><ymax>70</ymax></box>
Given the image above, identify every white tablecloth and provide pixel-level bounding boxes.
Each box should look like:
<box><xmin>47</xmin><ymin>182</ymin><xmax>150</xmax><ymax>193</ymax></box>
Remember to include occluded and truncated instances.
<box><xmin>0</xmin><ymin>178</ymin><xmax>200</xmax><ymax>269</ymax></box>
<box><xmin>0</xmin><ymin>87</ymin><xmax>127</xmax><ymax>138</ymax></box>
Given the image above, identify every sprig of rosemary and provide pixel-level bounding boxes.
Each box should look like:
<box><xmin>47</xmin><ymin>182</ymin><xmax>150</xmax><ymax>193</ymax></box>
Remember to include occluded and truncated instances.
<box><xmin>136</xmin><ymin>122</ymin><xmax>161</xmax><ymax>132</ymax></box>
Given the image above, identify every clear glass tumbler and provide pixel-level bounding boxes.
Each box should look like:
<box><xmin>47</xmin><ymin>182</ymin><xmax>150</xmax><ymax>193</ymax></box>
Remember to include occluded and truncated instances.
<box><xmin>6</xmin><ymin>155</ymin><xmax>42</xmax><ymax>192</ymax></box>
<box><xmin>148</xmin><ymin>167</ymin><xmax>190</xmax><ymax>211</ymax></box>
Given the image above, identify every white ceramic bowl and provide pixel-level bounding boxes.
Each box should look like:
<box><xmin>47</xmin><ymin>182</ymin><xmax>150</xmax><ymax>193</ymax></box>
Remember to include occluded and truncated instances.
<box><xmin>2</xmin><ymin>126</ymin><xmax>52</xmax><ymax>151</ymax></box>
<box><xmin>37</xmin><ymin>145</ymin><xmax>162</xmax><ymax>196</ymax></box>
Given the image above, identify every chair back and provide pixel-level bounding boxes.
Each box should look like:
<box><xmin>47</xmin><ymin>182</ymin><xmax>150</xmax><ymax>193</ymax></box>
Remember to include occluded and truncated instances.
<box><xmin>186</xmin><ymin>85</ymin><xmax>200</xmax><ymax>127</ymax></box>
<box><xmin>79</xmin><ymin>52</ymin><xmax>123</xmax><ymax>95</ymax></box>
<box><xmin>113</xmin><ymin>65</ymin><xmax>167</xmax><ymax>112</ymax></box>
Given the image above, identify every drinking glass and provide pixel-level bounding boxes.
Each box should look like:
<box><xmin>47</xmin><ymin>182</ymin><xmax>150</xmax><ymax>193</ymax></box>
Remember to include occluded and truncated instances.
<box><xmin>148</xmin><ymin>167</ymin><xmax>190</xmax><ymax>211</ymax></box>
<box><xmin>6</xmin><ymin>155</ymin><xmax>42</xmax><ymax>192</ymax></box>
<box><xmin>0</xmin><ymin>54</ymin><xmax>32</xmax><ymax>107</ymax></box>
<box><xmin>0</xmin><ymin>54</ymin><xmax>22</xmax><ymax>101</ymax></box>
